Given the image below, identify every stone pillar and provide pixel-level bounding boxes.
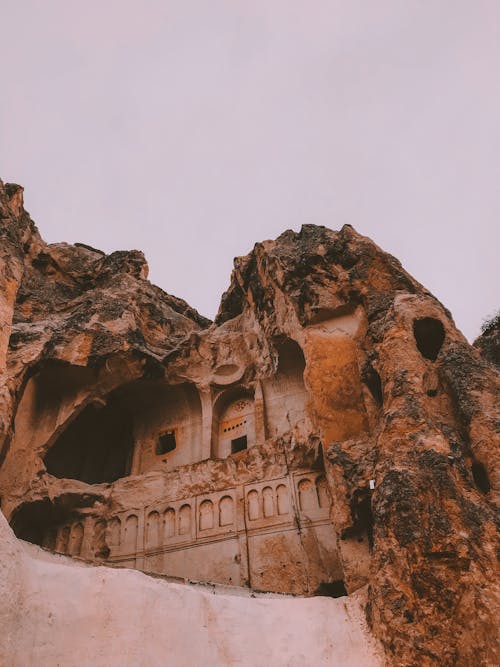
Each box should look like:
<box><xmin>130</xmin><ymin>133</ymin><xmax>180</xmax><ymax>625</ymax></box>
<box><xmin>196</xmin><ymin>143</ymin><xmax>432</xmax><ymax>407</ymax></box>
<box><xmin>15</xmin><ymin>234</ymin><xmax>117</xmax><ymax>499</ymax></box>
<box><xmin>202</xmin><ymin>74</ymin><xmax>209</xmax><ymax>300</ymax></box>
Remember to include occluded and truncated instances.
<box><xmin>199</xmin><ymin>387</ymin><xmax>213</xmax><ymax>460</ymax></box>
<box><xmin>236</xmin><ymin>483</ymin><xmax>250</xmax><ymax>588</ymax></box>
<box><xmin>135</xmin><ymin>510</ymin><xmax>145</xmax><ymax>571</ymax></box>
<box><xmin>254</xmin><ymin>380</ymin><xmax>266</xmax><ymax>444</ymax></box>
<box><xmin>80</xmin><ymin>515</ymin><xmax>94</xmax><ymax>560</ymax></box>
<box><xmin>130</xmin><ymin>439</ymin><xmax>142</xmax><ymax>476</ymax></box>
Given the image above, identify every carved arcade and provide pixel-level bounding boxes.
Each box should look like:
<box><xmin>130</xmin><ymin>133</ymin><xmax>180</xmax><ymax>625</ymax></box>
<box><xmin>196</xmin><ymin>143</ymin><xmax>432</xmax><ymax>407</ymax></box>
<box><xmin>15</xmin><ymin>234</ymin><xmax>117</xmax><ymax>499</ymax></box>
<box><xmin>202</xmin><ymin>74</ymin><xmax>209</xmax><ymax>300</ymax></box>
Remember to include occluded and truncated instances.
<box><xmin>47</xmin><ymin>471</ymin><xmax>337</xmax><ymax>594</ymax></box>
<box><xmin>12</xmin><ymin>339</ymin><xmax>344</xmax><ymax>595</ymax></box>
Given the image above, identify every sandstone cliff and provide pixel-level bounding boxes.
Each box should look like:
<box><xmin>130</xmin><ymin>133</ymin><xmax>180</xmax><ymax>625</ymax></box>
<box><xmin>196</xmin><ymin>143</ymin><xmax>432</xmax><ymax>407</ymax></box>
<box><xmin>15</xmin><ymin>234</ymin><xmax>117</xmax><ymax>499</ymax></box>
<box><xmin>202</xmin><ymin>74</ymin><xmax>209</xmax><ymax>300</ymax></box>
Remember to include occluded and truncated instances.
<box><xmin>0</xmin><ymin>179</ymin><xmax>499</xmax><ymax>667</ymax></box>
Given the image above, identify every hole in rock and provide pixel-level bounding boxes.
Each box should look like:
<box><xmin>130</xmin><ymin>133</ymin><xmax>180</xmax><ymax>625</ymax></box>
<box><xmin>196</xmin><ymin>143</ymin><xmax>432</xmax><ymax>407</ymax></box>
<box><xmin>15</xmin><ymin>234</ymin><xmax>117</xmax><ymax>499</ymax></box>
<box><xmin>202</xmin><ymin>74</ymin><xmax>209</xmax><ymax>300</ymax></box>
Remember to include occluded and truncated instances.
<box><xmin>426</xmin><ymin>389</ymin><xmax>438</xmax><ymax>397</ymax></box>
<box><xmin>156</xmin><ymin>431</ymin><xmax>176</xmax><ymax>455</ymax></box>
<box><xmin>10</xmin><ymin>499</ymin><xmax>71</xmax><ymax>547</ymax></box>
<box><xmin>231</xmin><ymin>435</ymin><xmax>247</xmax><ymax>454</ymax></box>
<box><xmin>315</xmin><ymin>580</ymin><xmax>348</xmax><ymax>598</ymax></box>
<box><xmin>44</xmin><ymin>396</ymin><xmax>134</xmax><ymax>484</ymax></box>
<box><xmin>276</xmin><ymin>338</ymin><xmax>306</xmax><ymax>375</ymax></box>
<box><xmin>413</xmin><ymin>318</ymin><xmax>445</xmax><ymax>361</ymax></box>
<box><xmin>471</xmin><ymin>461</ymin><xmax>491</xmax><ymax>494</ymax></box>
<box><xmin>349</xmin><ymin>490</ymin><xmax>374</xmax><ymax>550</ymax></box>
<box><xmin>358</xmin><ymin>495</ymin><xmax>374</xmax><ymax>549</ymax></box>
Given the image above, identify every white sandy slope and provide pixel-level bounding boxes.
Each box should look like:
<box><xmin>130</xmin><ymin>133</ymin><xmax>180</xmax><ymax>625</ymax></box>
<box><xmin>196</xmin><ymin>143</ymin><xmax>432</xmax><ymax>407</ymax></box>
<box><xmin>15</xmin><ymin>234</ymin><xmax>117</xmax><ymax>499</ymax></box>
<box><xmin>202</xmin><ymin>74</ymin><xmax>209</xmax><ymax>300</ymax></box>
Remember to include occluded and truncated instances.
<box><xmin>0</xmin><ymin>512</ymin><xmax>384</xmax><ymax>667</ymax></box>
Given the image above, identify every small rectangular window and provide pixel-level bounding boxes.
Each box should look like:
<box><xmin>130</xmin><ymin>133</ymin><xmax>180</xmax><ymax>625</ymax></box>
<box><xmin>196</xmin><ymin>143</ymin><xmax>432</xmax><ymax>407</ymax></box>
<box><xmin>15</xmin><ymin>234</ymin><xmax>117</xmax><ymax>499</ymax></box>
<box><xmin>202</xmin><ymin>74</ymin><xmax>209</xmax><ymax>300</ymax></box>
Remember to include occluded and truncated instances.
<box><xmin>156</xmin><ymin>431</ymin><xmax>176</xmax><ymax>456</ymax></box>
<box><xmin>231</xmin><ymin>435</ymin><xmax>247</xmax><ymax>454</ymax></box>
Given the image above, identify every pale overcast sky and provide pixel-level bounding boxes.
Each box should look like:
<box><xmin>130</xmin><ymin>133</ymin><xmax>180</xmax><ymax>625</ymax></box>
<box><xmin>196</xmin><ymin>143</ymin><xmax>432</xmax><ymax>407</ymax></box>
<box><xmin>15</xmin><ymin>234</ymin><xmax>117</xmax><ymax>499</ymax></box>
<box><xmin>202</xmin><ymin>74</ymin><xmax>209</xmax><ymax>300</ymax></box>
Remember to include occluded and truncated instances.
<box><xmin>1</xmin><ymin>1</ymin><xmax>499</xmax><ymax>340</ymax></box>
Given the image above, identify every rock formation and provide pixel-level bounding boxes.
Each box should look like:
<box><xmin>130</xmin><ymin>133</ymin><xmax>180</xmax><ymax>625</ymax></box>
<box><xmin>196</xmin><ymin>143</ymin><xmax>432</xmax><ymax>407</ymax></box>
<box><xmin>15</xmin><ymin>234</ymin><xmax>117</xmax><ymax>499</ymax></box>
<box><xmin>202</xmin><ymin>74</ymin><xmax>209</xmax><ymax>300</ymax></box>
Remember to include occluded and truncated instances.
<box><xmin>474</xmin><ymin>313</ymin><xmax>500</xmax><ymax>369</ymax></box>
<box><xmin>0</xmin><ymin>178</ymin><xmax>498</xmax><ymax>667</ymax></box>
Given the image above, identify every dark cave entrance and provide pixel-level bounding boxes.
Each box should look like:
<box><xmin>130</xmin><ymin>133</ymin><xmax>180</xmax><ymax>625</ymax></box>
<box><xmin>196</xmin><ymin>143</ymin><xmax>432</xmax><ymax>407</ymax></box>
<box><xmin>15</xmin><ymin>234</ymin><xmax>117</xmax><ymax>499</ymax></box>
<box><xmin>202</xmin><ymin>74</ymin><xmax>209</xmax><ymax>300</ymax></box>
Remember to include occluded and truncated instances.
<box><xmin>315</xmin><ymin>580</ymin><xmax>348</xmax><ymax>598</ymax></box>
<box><xmin>413</xmin><ymin>317</ymin><xmax>445</xmax><ymax>361</ymax></box>
<box><xmin>44</xmin><ymin>396</ymin><xmax>134</xmax><ymax>484</ymax></box>
<box><xmin>362</xmin><ymin>363</ymin><xmax>383</xmax><ymax>407</ymax></box>
<box><xmin>10</xmin><ymin>498</ymin><xmax>71</xmax><ymax>547</ymax></box>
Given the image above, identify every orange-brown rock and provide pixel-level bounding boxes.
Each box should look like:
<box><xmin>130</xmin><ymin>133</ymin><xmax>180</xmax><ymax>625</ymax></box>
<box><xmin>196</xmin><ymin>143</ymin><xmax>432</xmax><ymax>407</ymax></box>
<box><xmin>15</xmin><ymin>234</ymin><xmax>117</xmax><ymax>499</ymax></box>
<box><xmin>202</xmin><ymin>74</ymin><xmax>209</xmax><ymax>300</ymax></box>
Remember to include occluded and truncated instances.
<box><xmin>0</xmin><ymin>178</ymin><xmax>499</xmax><ymax>667</ymax></box>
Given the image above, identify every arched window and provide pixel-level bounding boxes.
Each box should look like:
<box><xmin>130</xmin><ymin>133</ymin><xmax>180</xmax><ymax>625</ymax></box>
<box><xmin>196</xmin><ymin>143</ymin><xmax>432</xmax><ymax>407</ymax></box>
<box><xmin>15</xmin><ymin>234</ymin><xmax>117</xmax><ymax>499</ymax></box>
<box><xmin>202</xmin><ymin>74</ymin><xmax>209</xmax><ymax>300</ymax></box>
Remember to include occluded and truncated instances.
<box><xmin>263</xmin><ymin>339</ymin><xmax>308</xmax><ymax>438</ymax></box>
<box><xmin>123</xmin><ymin>515</ymin><xmax>138</xmax><ymax>552</ymax></box>
<box><xmin>214</xmin><ymin>390</ymin><xmax>255</xmax><ymax>458</ymax></box>
<box><xmin>179</xmin><ymin>504</ymin><xmax>191</xmax><ymax>536</ymax></box>
<box><xmin>108</xmin><ymin>517</ymin><xmax>121</xmax><ymax>548</ymax></box>
<box><xmin>146</xmin><ymin>511</ymin><xmax>160</xmax><ymax>549</ymax></box>
<box><xmin>263</xmin><ymin>486</ymin><xmax>275</xmax><ymax>517</ymax></box>
<box><xmin>276</xmin><ymin>484</ymin><xmax>289</xmax><ymax>515</ymax></box>
<box><xmin>219</xmin><ymin>496</ymin><xmax>234</xmax><ymax>526</ymax></box>
<box><xmin>163</xmin><ymin>508</ymin><xmax>175</xmax><ymax>539</ymax></box>
<box><xmin>199</xmin><ymin>500</ymin><xmax>214</xmax><ymax>531</ymax></box>
<box><xmin>247</xmin><ymin>489</ymin><xmax>260</xmax><ymax>521</ymax></box>
<box><xmin>298</xmin><ymin>478</ymin><xmax>317</xmax><ymax>511</ymax></box>
<box><xmin>316</xmin><ymin>475</ymin><xmax>330</xmax><ymax>508</ymax></box>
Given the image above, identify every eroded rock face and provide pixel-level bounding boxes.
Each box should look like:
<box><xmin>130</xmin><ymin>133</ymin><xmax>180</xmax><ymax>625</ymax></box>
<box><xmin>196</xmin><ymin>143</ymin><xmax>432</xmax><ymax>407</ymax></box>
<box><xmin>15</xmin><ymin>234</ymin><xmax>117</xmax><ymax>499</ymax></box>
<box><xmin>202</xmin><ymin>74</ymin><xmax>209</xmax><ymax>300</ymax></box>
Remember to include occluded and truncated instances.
<box><xmin>474</xmin><ymin>313</ymin><xmax>500</xmax><ymax>368</ymax></box>
<box><xmin>0</xmin><ymin>178</ymin><xmax>499</xmax><ymax>667</ymax></box>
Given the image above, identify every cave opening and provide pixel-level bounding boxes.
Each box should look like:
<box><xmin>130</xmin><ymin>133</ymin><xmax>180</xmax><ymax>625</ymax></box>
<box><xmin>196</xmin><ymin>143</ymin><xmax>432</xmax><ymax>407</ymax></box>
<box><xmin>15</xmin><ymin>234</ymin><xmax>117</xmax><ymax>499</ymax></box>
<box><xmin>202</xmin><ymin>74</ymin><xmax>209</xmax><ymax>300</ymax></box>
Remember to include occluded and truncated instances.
<box><xmin>44</xmin><ymin>396</ymin><xmax>134</xmax><ymax>484</ymax></box>
<box><xmin>347</xmin><ymin>489</ymin><xmax>374</xmax><ymax>550</ymax></box>
<box><xmin>10</xmin><ymin>499</ymin><xmax>69</xmax><ymax>547</ymax></box>
<box><xmin>413</xmin><ymin>318</ymin><xmax>445</xmax><ymax>361</ymax></box>
<box><xmin>276</xmin><ymin>338</ymin><xmax>306</xmax><ymax>375</ymax></box>
<box><xmin>315</xmin><ymin>580</ymin><xmax>348</xmax><ymax>598</ymax></box>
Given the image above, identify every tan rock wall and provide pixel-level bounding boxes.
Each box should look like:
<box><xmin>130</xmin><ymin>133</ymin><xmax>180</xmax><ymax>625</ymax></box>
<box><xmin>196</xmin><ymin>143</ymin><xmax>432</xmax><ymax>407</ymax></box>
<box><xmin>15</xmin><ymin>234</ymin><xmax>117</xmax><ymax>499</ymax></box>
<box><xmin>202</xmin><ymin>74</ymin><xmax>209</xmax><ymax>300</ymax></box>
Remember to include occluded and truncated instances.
<box><xmin>1</xmin><ymin>186</ymin><xmax>499</xmax><ymax>667</ymax></box>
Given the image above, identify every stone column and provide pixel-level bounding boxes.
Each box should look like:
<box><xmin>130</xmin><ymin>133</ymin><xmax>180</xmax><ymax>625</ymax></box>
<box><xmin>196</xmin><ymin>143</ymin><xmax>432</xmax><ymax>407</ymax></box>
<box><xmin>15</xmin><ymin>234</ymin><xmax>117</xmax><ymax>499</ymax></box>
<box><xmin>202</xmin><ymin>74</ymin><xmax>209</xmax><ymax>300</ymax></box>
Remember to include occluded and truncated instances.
<box><xmin>135</xmin><ymin>510</ymin><xmax>146</xmax><ymax>571</ymax></box>
<box><xmin>199</xmin><ymin>387</ymin><xmax>213</xmax><ymax>460</ymax></box>
<box><xmin>130</xmin><ymin>439</ymin><xmax>142</xmax><ymax>476</ymax></box>
<box><xmin>80</xmin><ymin>515</ymin><xmax>94</xmax><ymax>560</ymax></box>
<box><xmin>236</xmin><ymin>483</ymin><xmax>250</xmax><ymax>588</ymax></box>
<box><xmin>254</xmin><ymin>380</ymin><xmax>266</xmax><ymax>444</ymax></box>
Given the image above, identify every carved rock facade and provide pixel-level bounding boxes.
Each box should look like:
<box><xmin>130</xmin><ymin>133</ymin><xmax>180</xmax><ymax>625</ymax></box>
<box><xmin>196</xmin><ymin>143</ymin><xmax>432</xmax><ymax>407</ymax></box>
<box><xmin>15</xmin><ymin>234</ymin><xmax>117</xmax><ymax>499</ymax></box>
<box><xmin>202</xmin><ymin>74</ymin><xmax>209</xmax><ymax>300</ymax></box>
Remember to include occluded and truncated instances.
<box><xmin>0</xmin><ymin>179</ymin><xmax>499</xmax><ymax>667</ymax></box>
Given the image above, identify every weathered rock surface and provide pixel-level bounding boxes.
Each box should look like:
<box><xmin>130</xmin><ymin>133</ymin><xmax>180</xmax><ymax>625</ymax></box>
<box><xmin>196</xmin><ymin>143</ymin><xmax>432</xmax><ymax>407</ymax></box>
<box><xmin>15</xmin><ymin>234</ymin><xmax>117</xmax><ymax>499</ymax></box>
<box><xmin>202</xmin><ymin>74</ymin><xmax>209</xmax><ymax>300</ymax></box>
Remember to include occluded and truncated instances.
<box><xmin>0</xmin><ymin>178</ymin><xmax>499</xmax><ymax>667</ymax></box>
<box><xmin>474</xmin><ymin>312</ymin><xmax>500</xmax><ymax>368</ymax></box>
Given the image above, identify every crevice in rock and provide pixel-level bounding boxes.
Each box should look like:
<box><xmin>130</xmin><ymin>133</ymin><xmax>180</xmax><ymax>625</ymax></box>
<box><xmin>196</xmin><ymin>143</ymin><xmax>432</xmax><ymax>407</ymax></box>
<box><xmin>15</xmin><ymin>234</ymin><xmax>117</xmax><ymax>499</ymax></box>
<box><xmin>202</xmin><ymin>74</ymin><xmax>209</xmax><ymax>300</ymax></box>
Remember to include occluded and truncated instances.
<box><xmin>363</xmin><ymin>364</ymin><xmax>383</xmax><ymax>407</ymax></box>
<box><xmin>471</xmin><ymin>460</ymin><xmax>491</xmax><ymax>494</ymax></box>
<box><xmin>342</xmin><ymin>488</ymin><xmax>374</xmax><ymax>550</ymax></box>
